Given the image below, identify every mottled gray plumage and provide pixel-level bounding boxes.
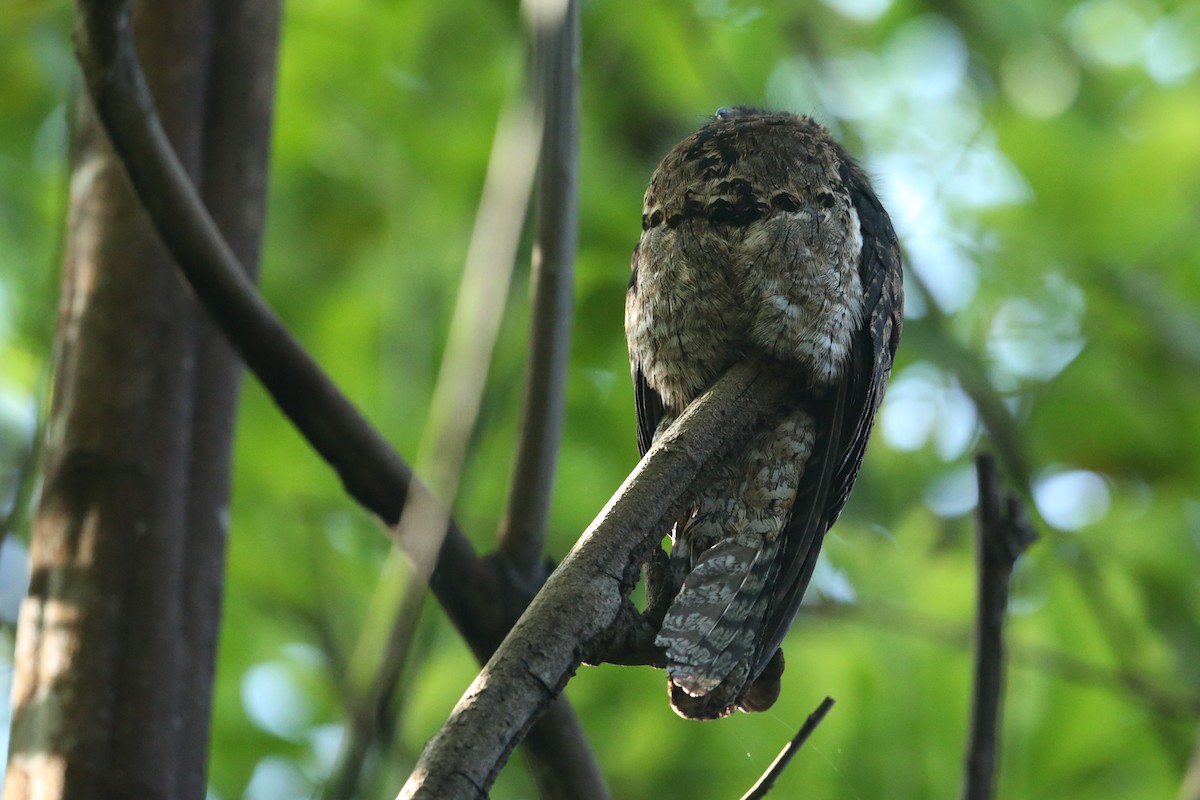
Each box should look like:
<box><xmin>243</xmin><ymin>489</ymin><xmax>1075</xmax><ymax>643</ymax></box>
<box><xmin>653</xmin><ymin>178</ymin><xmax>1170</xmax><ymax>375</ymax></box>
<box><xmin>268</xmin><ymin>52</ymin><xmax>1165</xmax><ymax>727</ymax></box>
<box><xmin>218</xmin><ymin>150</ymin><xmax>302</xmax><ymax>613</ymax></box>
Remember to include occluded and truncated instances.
<box><xmin>626</xmin><ymin>108</ymin><xmax>903</xmax><ymax>719</ymax></box>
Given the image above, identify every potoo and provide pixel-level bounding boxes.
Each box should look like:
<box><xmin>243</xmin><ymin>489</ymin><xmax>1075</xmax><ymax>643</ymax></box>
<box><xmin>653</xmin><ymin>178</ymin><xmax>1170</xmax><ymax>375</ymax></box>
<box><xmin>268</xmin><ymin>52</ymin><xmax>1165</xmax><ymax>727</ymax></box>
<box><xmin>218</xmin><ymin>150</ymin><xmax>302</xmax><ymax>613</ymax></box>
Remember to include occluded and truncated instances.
<box><xmin>626</xmin><ymin>108</ymin><xmax>903</xmax><ymax>719</ymax></box>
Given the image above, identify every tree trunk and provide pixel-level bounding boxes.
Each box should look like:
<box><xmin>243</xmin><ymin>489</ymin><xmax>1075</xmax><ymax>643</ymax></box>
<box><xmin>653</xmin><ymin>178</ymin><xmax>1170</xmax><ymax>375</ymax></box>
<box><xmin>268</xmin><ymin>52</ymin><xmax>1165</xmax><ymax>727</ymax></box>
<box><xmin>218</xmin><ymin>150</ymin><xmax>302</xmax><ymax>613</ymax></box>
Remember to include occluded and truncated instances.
<box><xmin>4</xmin><ymin>1</ymin><xmax>278</xmax><ymax>796</ymax></box>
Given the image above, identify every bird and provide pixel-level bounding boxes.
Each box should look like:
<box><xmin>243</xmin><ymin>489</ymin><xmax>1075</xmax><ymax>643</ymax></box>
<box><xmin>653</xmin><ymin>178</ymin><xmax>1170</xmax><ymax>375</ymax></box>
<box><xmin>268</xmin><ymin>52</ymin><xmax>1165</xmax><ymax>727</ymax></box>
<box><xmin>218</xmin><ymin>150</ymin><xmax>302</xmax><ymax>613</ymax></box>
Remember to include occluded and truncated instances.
<box><xmin>625</xmin><ymin>107</ymin><xmax>903</xmax><ymax>719</ymax></box>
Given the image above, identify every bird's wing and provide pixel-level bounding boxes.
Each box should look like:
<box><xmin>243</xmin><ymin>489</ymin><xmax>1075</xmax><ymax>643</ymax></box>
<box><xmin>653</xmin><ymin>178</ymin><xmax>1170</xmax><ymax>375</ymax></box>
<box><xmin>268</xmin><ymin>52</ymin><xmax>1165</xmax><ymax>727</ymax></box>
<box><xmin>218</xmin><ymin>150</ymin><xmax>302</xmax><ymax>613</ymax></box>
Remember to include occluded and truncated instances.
<box><xmin>753</xmin><ymin>160</ymin><xmax>904</xmax><ymax>676</ymax></box>
<box><xmin>628</xmin><ymin>246</ymin><xmax>668</xmax><ymax>458</ymax></box>
<box><xmin>634</xmin><ymin>364</ymin><xmax>666</xmax><ymax>457</ymax></box>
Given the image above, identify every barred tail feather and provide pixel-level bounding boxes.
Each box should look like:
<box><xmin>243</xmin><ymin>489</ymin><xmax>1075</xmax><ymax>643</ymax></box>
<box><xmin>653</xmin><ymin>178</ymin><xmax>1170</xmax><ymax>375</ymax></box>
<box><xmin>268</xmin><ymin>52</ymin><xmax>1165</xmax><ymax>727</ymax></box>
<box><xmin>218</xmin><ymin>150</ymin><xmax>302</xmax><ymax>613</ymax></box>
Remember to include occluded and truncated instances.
<box><xmin>656</xmin><ymin>535</ymin><xmax>778</xmax><ymax>700</ymax></box>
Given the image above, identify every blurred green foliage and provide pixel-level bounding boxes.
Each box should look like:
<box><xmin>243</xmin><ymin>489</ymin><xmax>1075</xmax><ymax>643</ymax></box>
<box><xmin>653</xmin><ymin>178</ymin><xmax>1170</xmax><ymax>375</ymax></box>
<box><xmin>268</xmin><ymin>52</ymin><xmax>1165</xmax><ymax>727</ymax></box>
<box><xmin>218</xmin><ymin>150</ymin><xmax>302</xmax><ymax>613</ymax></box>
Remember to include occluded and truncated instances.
<box><xmin>2</xmin><ymin>0</ymin><xmax>1200</xmax><ymax>797</ymax></box>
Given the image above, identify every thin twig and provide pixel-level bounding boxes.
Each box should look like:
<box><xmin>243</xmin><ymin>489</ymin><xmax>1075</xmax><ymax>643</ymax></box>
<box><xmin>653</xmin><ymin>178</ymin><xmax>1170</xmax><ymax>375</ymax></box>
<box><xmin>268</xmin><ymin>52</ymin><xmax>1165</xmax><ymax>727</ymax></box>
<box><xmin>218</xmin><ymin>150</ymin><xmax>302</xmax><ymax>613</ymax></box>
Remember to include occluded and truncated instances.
<box><xmin>962</xmin><ymin>453</ymin><xmax>1037</xmax><ymax>800</ymax></box>
<box><xmin>398</xmin><ymin>362</ymin><xmax>796</xmax><ymax>800</ymax></box>
<box><xmin>739</xmin><ymin>696</ymin><xmax>836</xmax><ymax>800</ymax></box>
<box><xmin>497</xmin><ymin>0</ymin><xmax>580</xmax><ymax>581</ymax></box>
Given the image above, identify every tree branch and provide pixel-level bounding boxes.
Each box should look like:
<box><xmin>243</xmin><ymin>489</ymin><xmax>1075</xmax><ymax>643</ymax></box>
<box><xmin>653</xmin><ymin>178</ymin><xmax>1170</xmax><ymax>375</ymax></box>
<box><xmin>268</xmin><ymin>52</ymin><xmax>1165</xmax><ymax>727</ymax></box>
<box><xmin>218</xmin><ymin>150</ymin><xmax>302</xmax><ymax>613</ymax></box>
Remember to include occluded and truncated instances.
<box><xmin>497</xmin><ymin>0</ymin><xmax>580</xmax><ymax>581</ymax></box>
<box><xmin>910</xmin><ymin>269</ymin><xmax>1185</xmax><ymax>767</ymax></box>
<box><xmin>521</xmin><ymin>697</ymin><xmax>610</xmax><ymax>800</ymax></box>
<box><xmin>488</xmin><ymin>6</ymin><xmax>604</xmax><ymax>794</ymax></box>
<box><xmin>962</xmin><ymin>453</ymin><xmax>1037</xmax><ymax>800</ymax></box>
<box><xmin>398</xmin><ymin>362</ymin><xmax>796</xmax><ymax>800</ymax></box>
<box><xmin>739</xmin><ymin>696</ymin><xmax>836</xmax><ymax>800</ymax></box>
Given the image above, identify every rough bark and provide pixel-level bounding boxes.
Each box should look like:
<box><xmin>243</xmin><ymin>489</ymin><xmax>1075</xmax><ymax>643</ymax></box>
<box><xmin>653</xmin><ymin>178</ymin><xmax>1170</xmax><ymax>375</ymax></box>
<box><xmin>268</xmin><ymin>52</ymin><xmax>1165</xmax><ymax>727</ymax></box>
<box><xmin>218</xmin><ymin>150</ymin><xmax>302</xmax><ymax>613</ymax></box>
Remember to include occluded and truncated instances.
<box><xmin>4</xmin><ymin>0</ymin><xmax>278</xmax><ymax>796</ymax></box>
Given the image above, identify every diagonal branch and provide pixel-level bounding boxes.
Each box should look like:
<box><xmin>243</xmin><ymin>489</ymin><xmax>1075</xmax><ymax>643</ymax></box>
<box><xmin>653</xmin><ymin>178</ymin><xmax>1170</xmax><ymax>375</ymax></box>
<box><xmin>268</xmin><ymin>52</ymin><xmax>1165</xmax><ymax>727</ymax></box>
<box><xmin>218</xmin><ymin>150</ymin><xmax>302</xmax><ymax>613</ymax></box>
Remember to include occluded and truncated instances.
<box><xmin>739</xmin><ymin>696</ymin><xmax>836</xmax><ymax>800</ymax></box>
<box><xmin>398</xmin><ymin>362</ymin><xmax>796</xmax><ymax>800</ymax></box>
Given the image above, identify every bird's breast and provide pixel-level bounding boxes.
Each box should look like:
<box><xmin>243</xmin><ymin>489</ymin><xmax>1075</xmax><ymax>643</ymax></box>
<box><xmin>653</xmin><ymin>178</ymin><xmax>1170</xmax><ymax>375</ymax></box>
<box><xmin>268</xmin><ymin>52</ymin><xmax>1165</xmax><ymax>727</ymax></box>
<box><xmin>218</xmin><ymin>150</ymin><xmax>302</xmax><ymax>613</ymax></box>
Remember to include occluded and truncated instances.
<box><xmin>626</xmin><ymin>201</ymin><xmax>865</xmax><ymax>411</ymax></box>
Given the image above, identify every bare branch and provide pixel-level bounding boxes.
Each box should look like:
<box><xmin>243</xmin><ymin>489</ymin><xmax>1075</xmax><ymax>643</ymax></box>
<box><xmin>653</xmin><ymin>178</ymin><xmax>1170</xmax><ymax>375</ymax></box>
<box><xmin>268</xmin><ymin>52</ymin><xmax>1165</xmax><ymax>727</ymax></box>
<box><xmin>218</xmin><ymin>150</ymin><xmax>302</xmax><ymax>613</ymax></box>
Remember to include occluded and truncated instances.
<box><xmin>498</xmin><ymin>0</ymin><xmax>580</xmax><ymax>580</ymax></box>
<box><xmin>910</xmin><ymin>272</ymin><xmax>1186</xmax><ymax>764</ymax></box>
<box><xmin>491</xmin><ymin>7</ymin><xmax>607</xmax><ymax>794</ymax></box>
<box><xmin>398</xmin><ymin>362</ymin><xmax>796</xmax><ymax>800</ymax></box>
<box><xmin>739</xmin><ymin>696</ymin><xmax>836</xmax><ymax>800</ymax></box>
<box><xmin>325</xmin><ymin>4</ymin><xmax>600</xmax><ymax>795</ymax></box>
<box><xmin>962</xmin><ymin>453</ymin><xmax>1037</xmax><ymax>800</ymax></box>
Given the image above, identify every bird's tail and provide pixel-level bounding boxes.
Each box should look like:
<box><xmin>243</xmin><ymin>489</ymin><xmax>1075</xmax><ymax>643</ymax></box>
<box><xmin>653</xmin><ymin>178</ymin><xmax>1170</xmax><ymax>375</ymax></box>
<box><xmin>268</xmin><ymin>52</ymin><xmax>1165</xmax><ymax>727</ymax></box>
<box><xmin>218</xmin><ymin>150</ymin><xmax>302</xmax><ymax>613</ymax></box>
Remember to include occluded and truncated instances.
<box><xmin>656</xmin><ymin>534</ymin><xmax>779</xmax><ymax>718</ymax></box>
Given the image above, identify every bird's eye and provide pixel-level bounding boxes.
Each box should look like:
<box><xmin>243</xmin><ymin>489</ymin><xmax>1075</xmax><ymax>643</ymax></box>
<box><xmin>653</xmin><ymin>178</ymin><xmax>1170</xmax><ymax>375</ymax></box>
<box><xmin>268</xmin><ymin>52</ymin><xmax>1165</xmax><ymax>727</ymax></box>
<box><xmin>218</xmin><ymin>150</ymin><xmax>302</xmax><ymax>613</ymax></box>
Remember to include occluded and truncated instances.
<box><xmin>714</xmin><ymin>107</ymin><xmax>733</xmax><ymax>119</ymax></box>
